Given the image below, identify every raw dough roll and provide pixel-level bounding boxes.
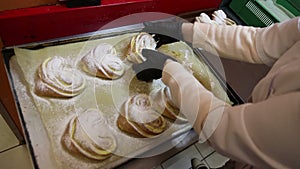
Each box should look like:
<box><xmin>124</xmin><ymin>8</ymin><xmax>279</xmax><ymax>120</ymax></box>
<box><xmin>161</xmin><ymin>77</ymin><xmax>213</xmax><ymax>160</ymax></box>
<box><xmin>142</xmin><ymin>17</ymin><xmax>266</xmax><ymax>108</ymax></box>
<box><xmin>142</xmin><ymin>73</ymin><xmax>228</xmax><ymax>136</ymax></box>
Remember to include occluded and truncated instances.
<box><xmin>61</xmin><ymin>109</ymin><xmax>117</xmax><ymax>160</ymax></box>
<box><xmin>81</xmin><ymin>43</ymin><xmax>125</xmax><ymax>80</ymax></box>
<box><xmin>151</xmin><ymin>87</ymin><xmax>187</xmax><ymax>122</ymax></box>
<box><xmin>35</xmin><ymin>56</ymin><xmax>86</xmax><ymax>98</ymax></box>
<box><xmin>117</xmin><ymin>94</ymin><xmax>167</xmax><ymax>138</ymax></box>
<box><xmin>126</xmin><ymin>32</ymin><xmax>156</xmax><ymax>63</ymax></box>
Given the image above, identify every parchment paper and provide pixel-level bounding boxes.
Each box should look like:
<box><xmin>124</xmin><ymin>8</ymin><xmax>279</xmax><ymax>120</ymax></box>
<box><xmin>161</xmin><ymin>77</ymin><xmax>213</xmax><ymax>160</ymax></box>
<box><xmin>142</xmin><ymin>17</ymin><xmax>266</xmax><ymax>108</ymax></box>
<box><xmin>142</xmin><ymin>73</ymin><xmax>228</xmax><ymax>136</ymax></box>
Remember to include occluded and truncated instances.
<box><xmin>10</xmin><ymin>33</ymin><xmax>195</xmax><ymax>169</ymax></box>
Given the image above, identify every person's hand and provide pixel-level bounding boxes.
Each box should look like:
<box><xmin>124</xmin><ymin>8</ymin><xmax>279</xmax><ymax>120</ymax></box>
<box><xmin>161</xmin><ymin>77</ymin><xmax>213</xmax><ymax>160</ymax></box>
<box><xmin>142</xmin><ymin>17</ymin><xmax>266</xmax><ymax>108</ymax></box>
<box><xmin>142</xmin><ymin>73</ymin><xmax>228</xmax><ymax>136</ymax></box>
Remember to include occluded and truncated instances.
<box><xmin>142</xmin><ymin>18</ymin><xmax>185</xmax><ymax>42</ymax></box>
<box><xmin>132</xmin><ymin>49</ymin><xmax>176</xmax><ymax>82</ymax></box>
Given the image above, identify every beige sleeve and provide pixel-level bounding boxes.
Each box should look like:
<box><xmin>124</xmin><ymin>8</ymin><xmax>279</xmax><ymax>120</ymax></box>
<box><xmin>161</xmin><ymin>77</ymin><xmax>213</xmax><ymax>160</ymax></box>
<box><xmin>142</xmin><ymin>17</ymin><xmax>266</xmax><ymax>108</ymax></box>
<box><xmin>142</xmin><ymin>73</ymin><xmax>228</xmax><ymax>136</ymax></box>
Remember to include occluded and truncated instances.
<box><xmin>164</xmin><ymin>17</ymin><xmax>300</xmax><ymax>168</ymax></box>
<box><xmin>184</xmin><ymin>17</ymin><xmax>300</xmax><ymax>66</ymax></box>
<box><xmin>208</xmin><ymin>93</ymin><xmax>300</xmax><ymax>168</ymax></box>
<box><xmin>162</xmin><ymin>61</ymin><xmax>300</xmax><ymax>168</ymax></box>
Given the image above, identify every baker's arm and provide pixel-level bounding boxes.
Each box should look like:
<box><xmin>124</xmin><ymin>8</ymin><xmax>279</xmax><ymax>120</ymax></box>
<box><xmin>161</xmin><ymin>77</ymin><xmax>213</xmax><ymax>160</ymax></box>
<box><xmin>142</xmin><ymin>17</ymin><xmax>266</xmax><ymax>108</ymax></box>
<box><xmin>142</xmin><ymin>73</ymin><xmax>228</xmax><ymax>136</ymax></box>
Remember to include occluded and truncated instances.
<box><xmin>182</xmin><ymin>17</ymin><xmax>300</xmax><ymax>66</ymax></box>
<box><xmin>209</xmin><ymin>92</ymin><xmax>300</xmax><ymax>169</ymax></box>
<box><xmin>162</xmin><ymin>60</ymin><xmax>228</xmax><ymax>135</ymax></box>
<box><xmin>162</xmin><ymin>60</ymin><xmax>300</xmax><ymax>169</ymax></box>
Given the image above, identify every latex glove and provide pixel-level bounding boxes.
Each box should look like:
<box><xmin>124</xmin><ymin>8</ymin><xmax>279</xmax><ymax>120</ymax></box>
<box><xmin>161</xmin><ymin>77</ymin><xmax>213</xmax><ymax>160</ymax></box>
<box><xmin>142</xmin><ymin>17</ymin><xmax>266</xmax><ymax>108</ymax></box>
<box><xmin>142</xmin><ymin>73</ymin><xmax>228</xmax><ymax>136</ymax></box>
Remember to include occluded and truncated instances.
<box><xmin>212</xmin><ymin>10</ymin><xmax>227</xmax><ymax>25</ymax></box>
<box><xmin>196</xmin><ymin>13</ymin><xmax>216</xmax><ymax>24</ymax></box>
<box><xmin>132</xmin><ymin>49</ymin><xmax>176</xmax><ymax>82</ymax></box>
<box><xmin>142</xmin><ymin>19</ymin><xmax>185</xmax><ymax>42</ymax></box>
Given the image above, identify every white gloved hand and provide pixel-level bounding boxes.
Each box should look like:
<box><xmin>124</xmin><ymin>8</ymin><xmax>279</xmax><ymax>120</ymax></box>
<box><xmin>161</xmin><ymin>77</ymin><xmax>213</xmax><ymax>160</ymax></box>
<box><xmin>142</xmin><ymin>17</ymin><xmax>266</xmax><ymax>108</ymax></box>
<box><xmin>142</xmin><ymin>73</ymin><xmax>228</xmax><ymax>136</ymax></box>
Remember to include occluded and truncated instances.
<box><xmin>196</xmin><ymin>13</ymin><xmax>218</xmax><ymax>25</ymax></box>
<box><xmin>212</xmin><ymin>10</ymin><xmax>236</xmax><ymax>25</ymax></box>
<box><xmin>162</xmin><ymin>60</ymin><xmax>229</xmax><ymax>142</ymax></box>
<box><xmin>196</xmin><ymin>10</ymin><xmax>236</xmax><ymax>26</ymax></box>
<box><xmin>212</xmin><ymin>10</ymin><xmax>227</xmax><ymax>25</ymax></box>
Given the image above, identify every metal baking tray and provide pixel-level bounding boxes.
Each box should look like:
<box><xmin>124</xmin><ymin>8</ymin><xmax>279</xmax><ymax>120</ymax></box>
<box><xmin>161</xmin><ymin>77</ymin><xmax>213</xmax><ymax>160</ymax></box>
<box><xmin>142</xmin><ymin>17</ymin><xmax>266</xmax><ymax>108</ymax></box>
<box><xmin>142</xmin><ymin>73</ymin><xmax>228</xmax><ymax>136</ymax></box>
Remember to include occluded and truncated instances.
<box><xmin>2</xmin><ymin>20</ymin><xmax>244</xmax><ymax>169</ymax></box>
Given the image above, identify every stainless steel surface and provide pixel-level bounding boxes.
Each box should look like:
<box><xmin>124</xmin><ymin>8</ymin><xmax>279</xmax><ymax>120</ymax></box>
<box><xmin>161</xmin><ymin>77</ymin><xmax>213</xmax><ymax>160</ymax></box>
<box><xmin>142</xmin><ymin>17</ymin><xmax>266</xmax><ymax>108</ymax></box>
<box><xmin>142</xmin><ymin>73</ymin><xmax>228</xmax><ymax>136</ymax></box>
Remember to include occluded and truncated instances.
<box><xmin>195</xmin><ymin>142</ymin><xmax>215</xmax><ymax>158</ymax></box>
<box><xmin>204</xmin><ymin>152</ymin><xmax>229</xmax><ymax>169</ymax></box>
<box><xmin>161</xmin><ymin>145</ymin><xmax>203</xmax><ymax>169</ymax></box>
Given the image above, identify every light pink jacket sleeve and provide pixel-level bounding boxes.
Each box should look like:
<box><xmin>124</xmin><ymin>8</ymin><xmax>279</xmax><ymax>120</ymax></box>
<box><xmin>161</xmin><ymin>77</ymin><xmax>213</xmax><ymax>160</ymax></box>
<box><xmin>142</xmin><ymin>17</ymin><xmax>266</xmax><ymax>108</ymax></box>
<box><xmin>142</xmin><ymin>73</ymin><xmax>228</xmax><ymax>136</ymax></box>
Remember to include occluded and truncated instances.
<box><xmin>189</xmin><ymin>17</ymin><xmax>300</xmax><ymax>66</ymax></box>
<box><xmin>163</xmin><ymin>17</ymin><xmax>300</xmax><ymax>168</ymax></box>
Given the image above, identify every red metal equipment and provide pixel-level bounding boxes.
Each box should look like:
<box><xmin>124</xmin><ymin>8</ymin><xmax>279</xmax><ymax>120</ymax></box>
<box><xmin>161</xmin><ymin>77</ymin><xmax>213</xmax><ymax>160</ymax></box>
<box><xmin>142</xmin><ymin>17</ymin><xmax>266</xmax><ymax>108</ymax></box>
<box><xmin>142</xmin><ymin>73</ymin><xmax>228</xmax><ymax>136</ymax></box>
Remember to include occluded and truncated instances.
<box><xmin>0</xmin><ymin>0</ymin><xmax>221</xmax><ymax>47</ymax></box>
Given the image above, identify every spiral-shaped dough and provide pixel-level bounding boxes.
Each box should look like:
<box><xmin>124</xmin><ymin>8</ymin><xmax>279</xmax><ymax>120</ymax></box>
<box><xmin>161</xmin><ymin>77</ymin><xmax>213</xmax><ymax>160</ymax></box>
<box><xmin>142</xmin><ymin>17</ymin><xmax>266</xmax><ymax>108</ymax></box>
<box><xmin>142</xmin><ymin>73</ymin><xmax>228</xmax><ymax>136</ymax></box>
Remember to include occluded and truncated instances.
<box><xmin>126</xmin><ymin>32</ymin><xmax>156</xmax><ymax>63</ymax></box>
<box><xmin>35</xmin><ymin>56</ymin><xmax>85</xmax><ymax>98</ymax></box>
<box><xmin>117</xmin><ymin>94</ymin><xmax>166</xmax><ymax>138</ymax></box>
<box><xmin>151</xmin><ymin>87</ymin><xmax>187</xmax><ymax>122</ymax></box>
<box><xmin>61</xmin><ymin>109</ymin><xmax>117</xmax><ymax>160</ymax></box>
<box><xmin>81</xmin><ymin>43</ymin><xmax>125</xmax><ymax>80</ymax></box>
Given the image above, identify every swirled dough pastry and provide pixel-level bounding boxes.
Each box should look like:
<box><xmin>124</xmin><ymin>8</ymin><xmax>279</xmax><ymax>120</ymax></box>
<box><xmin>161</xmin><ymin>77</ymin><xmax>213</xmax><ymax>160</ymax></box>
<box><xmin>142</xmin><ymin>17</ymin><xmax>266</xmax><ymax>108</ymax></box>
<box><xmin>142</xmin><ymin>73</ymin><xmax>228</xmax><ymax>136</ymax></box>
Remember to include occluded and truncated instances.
<box><xmin>81</xmin><ymin>43</ymin><xmax>125</xmax><ymax>80</ymax></box>
<box><xmin>126</xmin><ymin>32</ymin><xmax>156</xmax><ymax>63</ymax></box>
<box><xmin>35</xmin><ymin>56</ymin><xmax>85</xmax><ymax>98</ymax></box>
<box><xmin>61</xmin><ymin>109</ymin><xmax>117</xmax><ymax>160</ymax></box>
<box><xmin>151</xmin><ymin>87</ymin><xmax>187</xmax><ymax>122</ymax></box>
<box><xmin>117</xmin><ymin>94</ymin><xmax>167</xmax><ymax>138</ymax></box>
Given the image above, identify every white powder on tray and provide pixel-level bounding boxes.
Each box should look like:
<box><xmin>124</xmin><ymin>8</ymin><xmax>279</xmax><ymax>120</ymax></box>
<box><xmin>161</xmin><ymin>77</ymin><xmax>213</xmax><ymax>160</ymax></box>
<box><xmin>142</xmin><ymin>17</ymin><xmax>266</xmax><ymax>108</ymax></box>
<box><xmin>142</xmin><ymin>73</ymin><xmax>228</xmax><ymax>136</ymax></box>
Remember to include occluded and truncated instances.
<box><xmin>10</xmin><ymin>33</ymin><xmax>192</xmax><ymax>169</ymax></box>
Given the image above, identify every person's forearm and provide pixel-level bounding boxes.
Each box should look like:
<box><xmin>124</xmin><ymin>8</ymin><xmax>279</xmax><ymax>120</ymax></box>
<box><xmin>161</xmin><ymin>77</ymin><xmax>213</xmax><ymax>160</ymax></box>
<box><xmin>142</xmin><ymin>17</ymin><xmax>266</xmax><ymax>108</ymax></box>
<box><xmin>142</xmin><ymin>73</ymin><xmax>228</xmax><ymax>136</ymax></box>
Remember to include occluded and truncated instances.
<box><xmin>183</xmin><ymin>22</ymin><xmax>264</xmax><ymax>64</ymax></box>
<box><xmin>182</xmin><ymin>23</ymin><xmax>194</xmax><ymax>43</ymax></box>
<box><xmin>255</xmin><ymin>17</ymin><xmax>300</xmax><ymax>65</ymax></box>
<box><xmin>208</xmin><ymin>92</ymin><xmax>300</xmax><ymax>168</ymax></box>
<box><xmin>182</xmin><ymin>17</ymin><xmax>300</xmax><ymax>65</ymax></box>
